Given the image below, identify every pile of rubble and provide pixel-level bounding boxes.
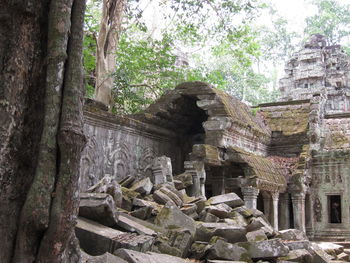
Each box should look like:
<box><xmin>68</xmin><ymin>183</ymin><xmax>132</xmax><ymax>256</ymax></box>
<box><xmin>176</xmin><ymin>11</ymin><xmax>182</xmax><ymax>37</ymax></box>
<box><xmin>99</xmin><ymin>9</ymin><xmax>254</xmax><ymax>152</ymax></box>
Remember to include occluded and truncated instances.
<box><xmin>77</xmin><ymin>159</ymin><xmax>348</xmax><ymax>263</ymax></box>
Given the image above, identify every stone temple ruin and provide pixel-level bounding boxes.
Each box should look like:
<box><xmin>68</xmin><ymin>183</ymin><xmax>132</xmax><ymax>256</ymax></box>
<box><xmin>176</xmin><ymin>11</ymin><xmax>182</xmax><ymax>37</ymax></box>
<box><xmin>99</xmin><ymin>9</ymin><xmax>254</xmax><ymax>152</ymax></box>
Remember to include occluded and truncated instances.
<box><xmin>78</xmin><ymin>35</ymin><xmax>350</xmax><ymax>262</ymax></box>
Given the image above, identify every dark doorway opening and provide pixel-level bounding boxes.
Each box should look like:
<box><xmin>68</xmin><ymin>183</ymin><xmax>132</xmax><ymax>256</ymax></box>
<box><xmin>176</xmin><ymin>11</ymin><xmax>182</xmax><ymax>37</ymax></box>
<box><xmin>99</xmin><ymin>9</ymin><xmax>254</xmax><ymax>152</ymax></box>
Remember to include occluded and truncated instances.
<box><xmin>329</xmin><ymin>195</ymin><xmax>342</xmax><ymax>223</ymax></box>
<box><xmin>289</xmin><ymin>193</ymin><xmax>294</xmax><ymax>228</ymax></box>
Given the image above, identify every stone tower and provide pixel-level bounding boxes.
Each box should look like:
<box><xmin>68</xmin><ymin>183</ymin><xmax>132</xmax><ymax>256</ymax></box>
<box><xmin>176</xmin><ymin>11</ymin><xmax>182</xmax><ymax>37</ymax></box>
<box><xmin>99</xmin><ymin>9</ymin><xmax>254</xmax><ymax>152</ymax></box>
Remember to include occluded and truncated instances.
<box><xmin>279</xmin><ymin>34</ymin><xmax>350</xmax><ymax>113</ymax></box>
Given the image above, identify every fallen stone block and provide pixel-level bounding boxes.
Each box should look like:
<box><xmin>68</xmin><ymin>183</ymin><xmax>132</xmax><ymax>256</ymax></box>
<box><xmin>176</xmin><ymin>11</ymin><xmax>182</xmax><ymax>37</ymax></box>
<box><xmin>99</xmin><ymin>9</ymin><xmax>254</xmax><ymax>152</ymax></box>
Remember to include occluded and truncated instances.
<box><xmin>201</xmin><ymin>212</ymin><xmax>220</xmax><ymax>223</ymax></box>
<box><xmin>224</xmin><ymin>213</ymin><xmax>248</xmax><ymax>228</ymax></box>
<box><xmin>114</xmin><ymin>248</ymin><xmax>188</xmax><ymax>263</ymax></box>
<box><xmin>116</xmin><ymin>214</ymin><xmax>157</xmax><ymax>236</ymax></box>
<box><xmin>153</xmin><ymin>189</ymin><xmax>176</xmax><ymax>206</ymax></box>
<box><xmin>173</xmin><ymin>172</ymin><xmax>193</xmax><ymax>189</ymax></box>
<box><xmin>277</xmin><ymin>249</ymin><xmax>313</xmax><ymax>263</ymax></box>
<box><xmin>76</xmin><ymin>217</ymin><xmax>154</xmax><ymax>256</ymax></box>
<box><xmin>180</xmin><ymin>203</ymin><xmax>198</xmax><ymax>216</ymax></box>
<box><xmin>317</xmin><ymin>242</ymin><xmax>344</xmax><ymax>257</ymax></box>
<box><xmin>207</xmin><ymin>239</ymin><xmax>252</xmax><ymax>262</ymax></box>
<box><xmin>237</xmin><ymin>238</ymin><xmax>289</xmax><ymax>259</ymax></box>
<box><xmin>277</xmin><ymin>229</ymin><xmax>308</xmax><ymax>241</ymax></box>
<box><xmin>79</xmin><ymin>193</ymin><xmax>117</xmax><ymax>227</ymax></box>
<box><xmin>159</xmin><ymin>186</ymin><xmax>183</xmax><ymax>206</ymax></box>
<box><xmin>130</xmin><ymin>177</ymin><xmax>153</xmax><ymax>195</ymax></box>
<box><xmin>208</xmin><ymin>193</ymin><xmax>244</xmax><ymax>208</ymax></box>
<box><xmin>83</xmin><ymin>252</ymin><xmax>128</xmax><ymax>263</ymax></box>
<box><xmin>195</xmin><ymin>222</ymin><xmax>247</xmax><ymax>243</ymax></box>
<box><xmin>308</xmin><ymin>243</ymin><xmax>333</xmax><ymax>263</ymax></box>
<box><xmin>119</xmin><ymin>175</ymin><xmax>136</xmax><ymax>188</ymax></box>
<box><xmin>187</xmin><ymin>196</ymin><xmax>206</xmax><ymax>213</ymax></box>
<box><xmin>207</xmin><ymin>261</ymin><xmax>248</xmax><ymax>263</ymax></box>
<box><xmin>246</xmin><ymin>217</ymin><xmax>274</xmax><ymax>237</ymax></box>
<box><xmin>87</xmin><ymin>175</ymin><xmax>123</xmax><ymax>207</ymax></box>
<box><xmin>173</xmin><ymin>179</ymin><xmax>185</xmax><ymax>190</ymax></box>
<box><xmin>283</xmin><ymin>240</ymin><xmax>311</xmax><ymax>251</ymax></box>
<box><xmin>337</xmin><ymin>252</ymin><xmax>349</xmax><ymax>261</ymax></box>
<box><xmin>190</xmin><ymin>241</ymin><xmax>210</xmax><ymax>260</ymax></box>
<box><xmin>246</xmin><ymin>229</ymin><xmax>267</xmax><ymax>242</ymax></box>
<box><xmin>206</xmin><ymin>203</ymin><xmax>232</xmax><ymax>218</ymax></box>
<box><xmin>155</xmin><ymin>203</ymin><xmax>196</xmax><ymax>236</ymax></box>
<box><xmin>130</xmin><ymin>206</ymin><xmax>153</xmax><ymax>220</ymax></box>
<box><xmin>152</xmin><ymin>229</ymin><xmax>193</xmax><ymax>258</ymax></box>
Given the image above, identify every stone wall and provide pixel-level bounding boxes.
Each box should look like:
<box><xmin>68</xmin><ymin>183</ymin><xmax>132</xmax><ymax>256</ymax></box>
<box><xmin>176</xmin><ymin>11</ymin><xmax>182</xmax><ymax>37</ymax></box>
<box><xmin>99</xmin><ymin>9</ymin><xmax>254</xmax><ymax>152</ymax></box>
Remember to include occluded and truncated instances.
<box><xmin>79</xmin><ymin>104</ymin><xmax>182</xmax><ymax>191</ymax></box>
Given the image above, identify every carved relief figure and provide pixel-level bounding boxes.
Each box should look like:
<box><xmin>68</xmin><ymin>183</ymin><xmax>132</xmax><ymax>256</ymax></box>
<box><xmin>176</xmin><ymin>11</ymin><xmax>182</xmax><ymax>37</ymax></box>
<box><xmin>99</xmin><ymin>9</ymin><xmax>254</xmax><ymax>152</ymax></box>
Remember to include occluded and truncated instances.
<box><xmin>314</xmin><ymin>197</ymin><xmax>322</xmax><ymax>222</ymax></box>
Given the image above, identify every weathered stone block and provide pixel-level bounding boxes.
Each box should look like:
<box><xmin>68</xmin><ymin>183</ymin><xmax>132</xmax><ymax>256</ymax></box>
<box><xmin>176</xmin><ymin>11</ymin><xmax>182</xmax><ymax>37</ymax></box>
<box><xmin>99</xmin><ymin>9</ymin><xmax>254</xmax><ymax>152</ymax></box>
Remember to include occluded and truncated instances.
<box><xmin>83</xmin><ymin>252</ymin><xmax>128</xmax><ymax>263</ymax></box>
<box><xmin>173</xmin><ymin>172</ymin><xmax>193</xmax><ymax>189</ymax></box>
<box><xmin>116</xmin><ymin>214</ymin><xmax>157</xmax><ymax>236</ymax></box>
<box><xmin>76</xmin><ymin>218</ymin><xmax>154</xmax><ymax>256</ymax></box>
<box><xmin>79</xmin><ymin>193</ymin><xmax>117</xmax><ymax>227</ymax></box>
<box><xmin>114</xmin><ymin>248</ymin><xmax>188</xmax><ymax>263</ymax></box>
<box><xmin>151</xmin><ymin>156</ymin><xmax>174</xmax><ymax>185</ymax></box>
<box><xmin>195</xmin><ymin>222</ymin><xmax>247</xmax><ymax>243</ymax></box>
<box><xmin>237</xmin><ymin>239</ymin><xmax>289</xmax><ymax>259</ymax></box>
<box><xmin>277</xmin><ymin>249</ymin><xmax>313</xmax><ymax>263</ymax></box>
<box><xmin>207</xmin><ymin>239</ymin><xmax>252</xmax><ymax>262</ymax></box>
<box><xmin>155</xmin><ymin>203</ymin><xmax>196</xmax><ymax>236</ymax></box>
<box><xmin>208</xmin><ymin>193</ymin><xmax>244</xmax><ymax>208</ymax></box>
<box><xmin>277</xmin><ymin>229</ymin><xmax>308</xmax><ymax>241</ymax></box>
<box><xmin>130</xmin><ymin>177</ymin><xmax>153</xmax><ymax>195</ymax></box>
<box><xmin>246</xmin><ymin>229</ymin><xmax>267</xmax><ymax>242</ymax></box>
<box><xmin>206</xmin><ymin>203</ymin><xmax>232</xmax><ymax>218</ymax></box>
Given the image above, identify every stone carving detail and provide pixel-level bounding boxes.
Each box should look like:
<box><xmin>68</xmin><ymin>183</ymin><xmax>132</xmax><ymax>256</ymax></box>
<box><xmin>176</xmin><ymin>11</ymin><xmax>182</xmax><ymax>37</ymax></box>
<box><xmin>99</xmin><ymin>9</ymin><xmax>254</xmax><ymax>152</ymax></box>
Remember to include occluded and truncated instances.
<box><xmin>314</xmin><ymin>197</ymin><xmax>322</xmax><ymax>222</ymax></box>
<box><xmin>106</xmin><ymin>141</ymin><xmax>131</xmax><ymax>181</ymax></box>
<box><xmin>80</xmin><ymin>134</ymin><xmax>99</xmax><ymax>188</ymax></box>
<box><xmin>136</xmin><ymin>146</ymin><xmax>156</xmax><ymax>179</ymax></box>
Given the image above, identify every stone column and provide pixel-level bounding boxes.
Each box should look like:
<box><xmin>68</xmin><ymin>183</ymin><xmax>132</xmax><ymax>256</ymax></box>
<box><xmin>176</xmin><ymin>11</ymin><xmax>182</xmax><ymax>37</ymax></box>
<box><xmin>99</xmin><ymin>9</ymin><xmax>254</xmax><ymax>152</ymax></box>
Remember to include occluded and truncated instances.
<box><xmin>291</xmin><ymin>192</ymin><xmax>306</xmax><ymax>232</ymax></box>
<box><xmin>271</xmin><ymin>191</ymin><xmax>279</xmax><ymax>231</ymax></box>
<box><xmin>184</xmin><ymin>161</ymin><xmax>206</xmax><ymax>197</ymax></box>
<box><xmin>279</xmin><ymin>193</ymin><xmax>290</xmax><ymax>230</ymax></box>
<box><xmin>241</xmin><ymin>186</ymin><xmax>260</xmax><ymax>209</ymax></box>
<box><xmin>262</xmin><ymin>191</ymin><xmax>272</xmax><ymax>223</ymax></box>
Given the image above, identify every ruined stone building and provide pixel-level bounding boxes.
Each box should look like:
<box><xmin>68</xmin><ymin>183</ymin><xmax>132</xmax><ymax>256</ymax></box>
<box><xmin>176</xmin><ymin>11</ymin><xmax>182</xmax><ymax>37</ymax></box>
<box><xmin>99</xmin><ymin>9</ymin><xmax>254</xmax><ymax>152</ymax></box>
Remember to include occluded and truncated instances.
<box><xmin>80</xmin><ymin>35</ymin><xmax>350</xmax><ymax>241</ymax></box>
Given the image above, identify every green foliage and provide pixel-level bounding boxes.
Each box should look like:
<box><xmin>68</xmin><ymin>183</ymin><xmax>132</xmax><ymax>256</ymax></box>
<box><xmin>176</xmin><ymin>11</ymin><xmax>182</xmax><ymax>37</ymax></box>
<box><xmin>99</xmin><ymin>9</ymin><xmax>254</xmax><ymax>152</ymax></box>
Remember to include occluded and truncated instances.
<box><xmin>305</xmin><ymin>0</ymin><xmax>350</xmax><ymax>45</ymax></box>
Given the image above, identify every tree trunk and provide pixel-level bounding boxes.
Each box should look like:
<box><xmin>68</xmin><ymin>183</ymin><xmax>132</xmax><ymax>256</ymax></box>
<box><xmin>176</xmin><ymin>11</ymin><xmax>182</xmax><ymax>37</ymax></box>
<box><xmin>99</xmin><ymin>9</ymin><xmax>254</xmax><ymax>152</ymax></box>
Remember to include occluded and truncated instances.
<box><xmin>94</xmin><ymin>0</ymin><xmax>126</xmax><ymax>107</ymax></box>
<box><xmin>0</xmin><ymin>0</ymin><xmax>86</xmax><ymax>262</ymax></box>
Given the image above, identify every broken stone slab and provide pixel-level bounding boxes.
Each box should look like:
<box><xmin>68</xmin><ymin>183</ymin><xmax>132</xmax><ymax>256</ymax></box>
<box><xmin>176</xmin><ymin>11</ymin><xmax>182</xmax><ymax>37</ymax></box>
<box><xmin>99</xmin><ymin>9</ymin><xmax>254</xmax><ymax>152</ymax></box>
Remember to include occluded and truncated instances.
<box><xmin>237</xmin><ymin>238</ymin><xmax>289</xmax><ymax>259</ymax></box>
<box><xmin>121</xmin><ymin>187</ymin><xmax>141</xmax><ymax>211</ymax></box>
<box><xmin>87</xmin><ymin>175</ymin><xmax>123</xmax><ymax>207</ymax></box>
<box><xmin>180</xmin><ymin>203</ymin><xmax>197</xmax><ymax>215</ymax></box>
<box><xmin>224</xmin><ymin>212</ymin><xmax>248</xmax><ymax>228</ymax></box>
<box><xmin>190</xmin><ymin>241</ymin><xmax>210</xmax><ymax>259</ymax></box>
<box><xmin>317</xmin><ymin>242</ymin><xmax>344</xmax><ymax>256</ymax></box>
<box><xmin>79</xmin><ymin>193</ymin><xmax>117</xmax><ymax>227</ymax></box>
<box><xmin>283</xmin><ymin>240</ymin><xmax>311</xmax><ymax>251</ymax></box>
<box><xmin>82</xmin><ymin>252</ymin><xmax>128</xmax><ymax>263</ymax></box>
<box><xmin>246</xmin><ymin>217</ymin><xmax>274</xmax><ymax>237</ymax></box>
<box><xmin>207</xmin><ymin>261</ymin><xmax>248</xmax><ymax>263</ymax></box>
<box><xmin>119</xmin><ymin>175</ymin><xmax>136</xmax><ymax>188</ymax></box>
<box><xmin>153</xmin><ymin>189</ymin><xmax>177</xmax><ymax>206</ymax></box>
<box><xmin>195</xmin><ymin>222</ymin><xmax>247</xmax><ymax>243</ymax></box>
<box><xmin>155</xmin><ymin>203</ymin><xmax>196</xmax><ymax>236</ymax></box>
<box><xmin>233</xmin><ymin>206</ymin><xmax>254</xmax><ymax>218</ymax></box>
<box><xmin>116</xmin><ymin>214</ymin><xmax>157</xmax><ymax>236</ymax></box>
<box><xmin>130</xmin><ymin>206</ymin><xmax>153</xmax><ymax>220</ymax></box>
<box><xmin>337</xmin><ymin>252</ymin><xmax>349</xmax><ymax>261</ymax></box>
<box><xmin>277</xmin><ymin>229</ymin><xmax>308</xmax><ymax>241</ymax></box>
<box><xmin>173</xmin><ymin>180</ymin><xmax>185</xmax><ymax>190</ymax></box>
<box><xmin>246</xmin><ymin>229</ymin><xmax>267</xmax><ymax>242</ymax></box>
<box><xmin>308</xmin><ymin>243</ymin><xmax>334</xmax><ymax>263</ymax></box>
<box><xmin>206</xmin><ymin>203</ymin><xmax>232</xmax><ymax>218</ymax></box>
<box><xmin>201</xmin><ymin>211</ymin><xmax>220</xmax><ymax>223</ymax></box>
<box><xmin>151</xmin><ymin>156</ymin><xmax>174</xmax><ymax>185</ymax></box>
<box><xmin>173</xmin><ymin>172</ymin><xmax>193</xmax><ymax>189</ymax></box>
<box><xmin>114</xmin><ymin>248</ymin><xmax>188</xmax><ymax>263</ymax></box>
<box><xmin>158</xmin><ymin>186</ymin><xmax>183</xmax><ymax>206</ymax></box>
<box><xmin>130</xmin><ymin>177</ymin><xmax>153</xmax><ymax>195</ymax></box>
<box><xmin>206</xmin><ymin>239</ymin><xmax>252</xmax><ymax>262</ymax></box>
<box><xmin>187</xmin><ymin>196</ymin><xmax>206</xmax><ymax>213</ymax></box>
<box><xmin>207</xmin><ymin>193</ymin><xmax>244</xmax><ymax>208</ymax></box>
<box><xmin>152</xmin><ymin>229</ymin><xmax>193</xmax><ymax>258</ymax></box>
<box><xmin>76</xmin><ymin>217</ymin><xmax>154</xmax><ymax>256</ymax></box>
<box><xmin>277</xmin><ymin>249</ymin><xmax>313</xmax><ymax>263</ymax></box>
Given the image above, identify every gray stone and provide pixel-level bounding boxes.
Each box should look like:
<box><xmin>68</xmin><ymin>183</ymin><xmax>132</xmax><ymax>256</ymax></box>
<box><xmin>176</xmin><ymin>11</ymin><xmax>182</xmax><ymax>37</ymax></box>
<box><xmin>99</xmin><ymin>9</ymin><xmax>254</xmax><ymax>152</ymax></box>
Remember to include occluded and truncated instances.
<box><xmin>76</xmin><ymin>217</ymin><xmax>154</xmax><ymax>256</ymax></box>
<box><xmin>207</xmin><ymin>239</ymin><xmax>252</xmax><ymax>262</ymax></box>
<box><xmin>155</xmin><ymin>203</ymin><xmax>196</xmax><ymax>236</ymax></box>
<box><xmin>87</xmin><ymin>175</ymin><xmax>123</xmax><ymax>207</ymax></box>
<box><xmin>278</xmin><ymin>229</ymin><xmax>308</xmax><ymax>241</ymax></box>
<box><xmin>116</xmin><ymin>214</ymin><xmax>157</xmax><ymax>236</ymax></box>
<box><xmin>173</xmin><ymin>180</ymin><xmax>185</xmax><ymax>190</ymax></box>
<box><xmin>119</xmin><ymin>176</ymin><xmax>136</xmax><ymax>188</ymax></box>
<box><xmin>207</xmin><ymin>261</ymin><xmax>248</xmax><ymax>263</ymax></box>
<box><xmin>337</xmin><ymin>252</ymin><xmax>349</xmax><ymax>261</ymax></box>
<box><xmin>224</xmin><ymin>213</ymin><xmax>248</xmax><ymax>228</ymax></box>
<box><xmin>308</xmin><ymin>243</ymin><xmax>334</xmax><ymax>263</ymax></box>
<box><xmin>206</xmin><ymin>203</ymin><xmax>232</xmax><ymax>218</ymax></box>
<box><xmin>152</xmin><ymin>229</ymin><xmax>193</xmax><ymax>258</ymax></box>
<box><xmin>202</xmin><ymin>212</ymin><xmax>220</xmax><ymax>223</ymax></box>
<box><xmin>83</xmin><ymin>252</ymin><xmax>128</xmax><ymax>263</ymax></box>
<box><xmin>114</xmin><ymin>248</ymin><xmax>188</xmax><ymax>263</ymax></box>
<box><xmin>151</xmin><ymin>156</ymin><xmax>174</xmax><ymax>185</ymax></box>
<box><xmin>246</xmin><ymin>217</ymin><xmax>274</xmax><ymax>237</ymax></box>
<box><xmin>195</xmin><ymin>222</ymin><xmax>247</xmax><ymax>243</ymax></box>
<box><xmin>158</xmin><ymin>186</ymin><xmax>183</xmax><ymax>206</ymax></box>
<box><xmin>277</xmin><ymin>249</ymin><xmax>313</xmax><ymax>263</ymax></box>
<box><xmin>130</xmin><ymin>206</ymin><xmax>153</xmax><ymax>220</ymax></box>
<box><xmin>190</xmin><ymin>241</ymin><xmax>210</xmax><ymax>260</ymax></box>
<box><xmin>153</xmin><ymin>189</ymin><xmax>176</xmax><ymax>206</ymax></box>
<box><xmin>188</xmin><ymin>197</ymin><xmax>206</xmax><ymax>213</ymax></box>
<box><xmin>173</xmin><ymin>172</ymin><xmax>193</xmax><ymax>189</ymax></box>
<box><xmin>180</xmin><ymin>203</ymin><xmax>197</xmax><ymax>216</ymax></box>
<box><xmin>246</xmin><ymin>229</ymin><xmax>267</xmax><ymax>242</ymax></box>
<box><xmin>208</xmin><ymin>193</ymin><xmax>244</xmax><ymax>208</ymax></box>
<box><xmin>284</xmin><ymin>241</ymin><xmax>311</xmax><ymax>251</ymax></box>
<box><xmin>237</xmin><ymin>238</ymin><xmax>289</xmax><ymax>259</ymax></box>
<box><xmin>79</xmin><ymin>193</ymin><xmax>117</xmax><ymax>227</ymax></box>
<box><xmin>130</xmin><ymin>177</ymin><xmax>153</xmax><ymax>195</ymax></box>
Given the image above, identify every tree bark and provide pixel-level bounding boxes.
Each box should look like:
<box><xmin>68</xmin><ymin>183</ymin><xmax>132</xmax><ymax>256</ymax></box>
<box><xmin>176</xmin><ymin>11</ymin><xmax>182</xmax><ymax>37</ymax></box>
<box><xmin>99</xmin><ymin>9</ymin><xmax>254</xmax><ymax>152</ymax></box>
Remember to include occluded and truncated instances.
<box><xmin>94</xmin><ymin>0</ymin><xmax>126</xmax><ymax>107</ymax></box>
<box><xmin>0</xmin><ymin>0</ymin><xmax>86</xmax><ymax>262</ymax></box>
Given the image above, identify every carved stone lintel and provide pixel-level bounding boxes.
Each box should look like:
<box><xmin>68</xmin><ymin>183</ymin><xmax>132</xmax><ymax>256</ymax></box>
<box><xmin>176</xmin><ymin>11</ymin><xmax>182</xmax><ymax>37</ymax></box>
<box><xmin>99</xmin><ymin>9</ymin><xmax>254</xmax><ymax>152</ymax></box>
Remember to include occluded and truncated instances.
<box><xmin>241</xmin><ymin>186</ymin><xmax>259</xmax><ymax>209</ymax></box>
